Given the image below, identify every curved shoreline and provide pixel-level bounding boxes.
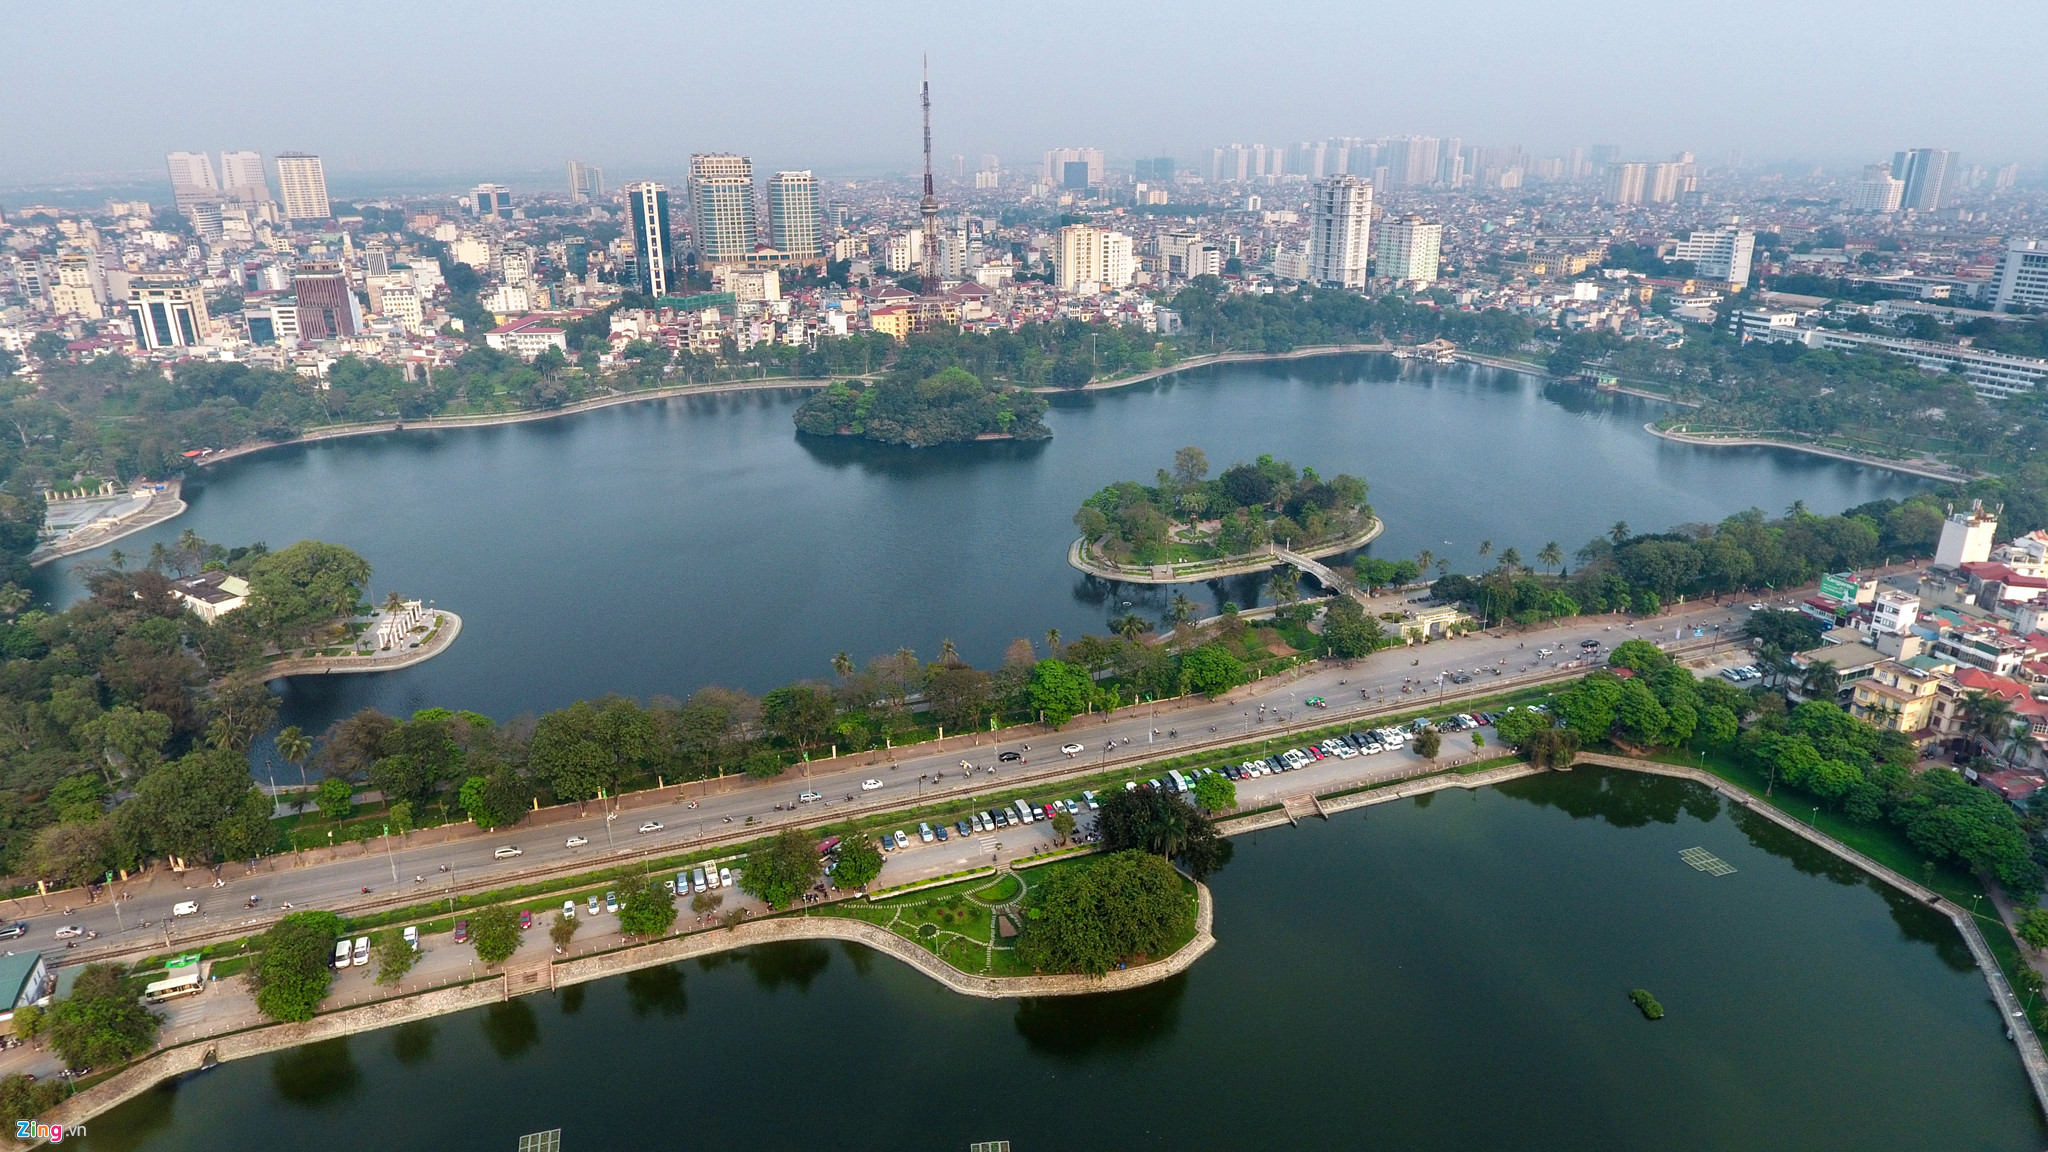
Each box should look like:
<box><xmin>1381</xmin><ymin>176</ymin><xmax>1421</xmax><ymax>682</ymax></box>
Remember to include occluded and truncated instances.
<box><xmin>1644</xmin><ymin>422</ymin><xmax>1976</xmax><ymax>482</ymax></box>
<box><xmin>27</xmin><ymin>480</ymin><xmax>187</xmax><ymax>569</ymax></box>
<box><xmin>1030</xmin><ymin>342</ymin><xmax>1395</xmax><ymax>395</ymax></box>
<box><xmin>258</xmin><ymin>610</ymin><xmax>462</xmax><ymax>682</ymax></box>
<box><xmin>1069</xmin><ymin>517</ymin><xmax>1384</xmax><ymax>584</ymax></box>
<box><xmin>38</xmin><ymin>881</ymin><xmax>1214</xmax><ymax>1140</ymax></box>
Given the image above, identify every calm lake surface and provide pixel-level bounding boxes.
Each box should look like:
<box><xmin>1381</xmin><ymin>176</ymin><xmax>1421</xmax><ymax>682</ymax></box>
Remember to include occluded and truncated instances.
<box><xmin>72</xmin><ymin>769</ymin><xmax>2047</xmax><ymax>1152</ymax></box>
<box><xmin>32</xmin><ymin>354</ymin><xmax>1928</xmax><ymax>740</ymax></box>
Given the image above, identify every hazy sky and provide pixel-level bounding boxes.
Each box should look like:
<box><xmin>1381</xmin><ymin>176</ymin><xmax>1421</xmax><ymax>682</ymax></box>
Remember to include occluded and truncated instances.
<box><xmin>4</xmin><ymin>1</ymin><xmax>2043</xmax><ymax>187</ymax></box>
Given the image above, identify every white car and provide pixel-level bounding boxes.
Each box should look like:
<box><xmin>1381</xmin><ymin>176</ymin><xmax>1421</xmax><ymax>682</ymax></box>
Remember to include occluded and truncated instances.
<box><xmin>861</xmin><ymin>779</ymin><xmax>883</xmax><ymax>791</ymax></box>
<box><xmin>893</xmin><ymin>830</ymin><xmax>909</xmax><ymax>849</ymax></box>
<box><xmin>52</xmin><ymin>925</ymin><xmax>82</xmax><ymax>939</ymax></box>
<box><xmin>638</xmin><ymin>821</ymin><xmax>663</xmax><ymax>834</ymax></box>
<box><xmin>565</xmin><ymin>835</ymin><xmax>588</xmax><ymax>848</ymax></box>
<box><xmin>403</xmin><ymin>925</ymin><xmax>420</xmax><ymax>952</ymax></box>
<box><xmin>1060</xmin><ymin>743</ymin><xmax>1084</xmax><ymax>756</ymax></box>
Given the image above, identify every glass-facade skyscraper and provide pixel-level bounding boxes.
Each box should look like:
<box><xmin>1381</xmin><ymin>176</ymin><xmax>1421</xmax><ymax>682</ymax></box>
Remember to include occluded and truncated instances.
<box><xmin>688</xmin><ymin>154</ymin><xmax>757</xmax><ymax>266</ymax></box>
<box><xmin>627</xmin><ymin>182</ymin><xmax>673</xmax><ymax>298</ymax></box>
<box><xmin>767</xmin><ymin>170</ymin><xmax>822</xmax><ymax>260</ymax></box>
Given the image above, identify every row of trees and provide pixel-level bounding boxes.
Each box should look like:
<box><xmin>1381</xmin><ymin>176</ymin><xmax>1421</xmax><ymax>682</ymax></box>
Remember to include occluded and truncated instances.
<box><xmin>792</xmin><ymin>367</ymin><xmax>1051</xmax><ymax>445</ymax></box>
<box><xmin>1430</xmin><ymin>497</ymin><xmax>1946</xmax><ymax>624</ymax></box>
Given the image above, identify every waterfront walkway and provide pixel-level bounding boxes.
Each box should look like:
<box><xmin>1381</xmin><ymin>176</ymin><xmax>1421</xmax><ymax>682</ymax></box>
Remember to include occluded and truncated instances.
<box><xmin>27</xmin><ymin>479</ymin><xmax>186</xmax><ymax>568</ymax></box>
<box><xmin>1645</xmin><ymin>423</ymin><xmax>1979</xmax><ymax>482</ymax></box>
<box><xmin>258</xmin><ymin>610</ymin><xmax>462</xmax><ymax>682</ymax></box>
<box><xmin>1069</xmin><ymin>518</ymin><xmax>1383</xmax><ymax>586</ymax></box>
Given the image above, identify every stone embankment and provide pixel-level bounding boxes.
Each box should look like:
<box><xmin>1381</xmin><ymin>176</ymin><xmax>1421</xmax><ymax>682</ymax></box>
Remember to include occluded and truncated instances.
<box><xmin>34</xmin><ymin>882</ymin><xmax>1215</xmax><ymax>1142</ymax></box>
<box><xmin>1070</xmin><ymin>518</ymin><xmax>1383</xmax><ymax>585</ymax></box>
<box><xmin>1028</xmin><ymin>343</ymin><xmax>1395</xmax><ymax>395</ymax></box>
<box><xmin>1644</xmin><ymin>423</ymin><xmax>1977</xmax><ymax>482</ymax></box>
<box><xmin>27</xmin><ymin>479</ymin><xmax>187</xmax><ymax>567</ymax></box>
<box><xmin>258</xmin><ymin>611</ymin><xmax>463</xmax><ymax>682</ymax></box>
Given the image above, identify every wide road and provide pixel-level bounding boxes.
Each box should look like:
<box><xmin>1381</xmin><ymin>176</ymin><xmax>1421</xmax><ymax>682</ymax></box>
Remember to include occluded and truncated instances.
<box><xmin>32</xmin><ymin>597</ymin><xmax>1769</xmax><ymax>960</ymax></box>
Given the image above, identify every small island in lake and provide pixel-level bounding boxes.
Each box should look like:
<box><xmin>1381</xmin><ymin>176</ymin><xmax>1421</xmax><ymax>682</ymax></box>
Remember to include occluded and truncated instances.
<box><xmin>1629</xmin><ymin>988</ymin><xmax>1665</xmax><ymax>1019</ymax></box>
<box><xmin>1074</xmin><ymin>448</ymin><xmax>1375</xmax><ymax>568</ymax></box>
<box><xmin>794</xmin><ymin>366</ymin><xmax>1051</xmax><ymax>446</ymax></box>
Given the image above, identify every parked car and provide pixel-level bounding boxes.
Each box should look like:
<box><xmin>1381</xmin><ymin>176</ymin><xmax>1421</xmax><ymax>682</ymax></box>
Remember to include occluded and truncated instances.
<box><xmin>588</xmin><ymin>894</ymin><xmax>601</xmax><ymax>915</ymax></box>
<box><xmin>707</xmin><ymin>866</ymin><xmax>722</xmax><ymax>889</ymax></box>
<box><xmin>861</xmin><ymin>778</ymin><xmax>883</xmax><ymax>790</ymax></box>
<box><xmin>333</xmin><ymin>940</ymin><xmax>352</xmax><ymax>968</ymax></box>
<box><xmin>565</xmin><ymin>836</ymin><xmax>588</xmax><ymax>848</ymax></box>
<box><xmin>638</xmin><ymin>821</ymin><xmax>664</xmax><ymax>834</ymax></box>
<box><xmin>519</xmin><ymin>910</ymin><xmax>533</xmax><ymax>930</ymax></box>
<box><xmin>893</xmin><ymin>830</ymin><xmax>909</xmax><ymax>850</ymax></box>
<box><xmin>935</xmin><ymin>825</ymin><xmax>949</xmax><ymax>841</ymax></box>
<box><xmin>562</xmin><ymin>900</ymin><xmax>577</xmax><ymax>919</ymax></box>
<box><xmin>693</xmin><ymin>868</ymin><xmax>708</xmax><ymax>892</ymax></box>
<box><xmin>720</xmin><ymin>868</ymin><xmax>733</xmax><ymax>888</ymax></box>
<box><xmin>604</xmin><ymin>891</ymin><xmax>619</xmax><ymax>913</ymax></box>
<box><xmin>404</xmin><ymin>925</ymin><xmax>420</xmax><ymax>952</ymax></box>
<box><xmin>454</xmin><ymin>921</ymin><xmax>469</xmax><ymax>944</ymax></box>
<box><xmin>957</xmin><ymin>820</ymin><xmax>973</xmax><ymax>837</ymax></box>
<box><xmin>918</xmin><ymin>822</ymin><xmax>935</xmax><ymax>843</ymax></box>
<box><xmin>352</xmin><ymin>936</ymin><xmax>370</xmax><ymax>965</ymax></box>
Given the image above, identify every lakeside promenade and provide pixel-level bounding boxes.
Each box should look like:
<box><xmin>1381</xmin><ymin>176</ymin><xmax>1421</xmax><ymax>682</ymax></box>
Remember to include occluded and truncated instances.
<box><xmin>258</xmin><ymin>609</ymin><xmax>462</xmax><ymax>682</ymax></box>
<box><xmin>1645</xmin><ymin>422</ymin><xmax>1981</xmax><ymax>483</ymax></box>
<box><xmin>27</xmin><ymin>479</ymin><xmax>186</xmax><ymax>568</ymax></box>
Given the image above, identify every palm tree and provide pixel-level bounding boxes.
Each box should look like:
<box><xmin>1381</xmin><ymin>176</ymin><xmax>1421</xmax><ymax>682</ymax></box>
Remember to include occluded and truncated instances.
<box><xmin>1271</xmin><ymin>566</ymin><xmax>1301</xmax><ymax>604</ymax></box>
<box><xmin>1478</xmin><ymin>540</ymin><xmax>1493</xmax><ymax>562</ymax></box>
<box><xmin>1498</xmin><ymin>547</ymin><xmax>1522</xmax><ymax>574</ymax></box>
<box><xmin>1417</xmin><ymin>549</ymin><xmax>1435</xmax><ymax>577</ymax></box>
<box><xmin>1110</xmin><ymin>613</ymin><xmax>1155</xmax><ymax>640</ymax></box>
<box><xmin>1961</xmin><ymin>691</ymin><xmax>2018</xmax><ymax>760</ymax></box>
<box><xmin>1538</xmin><ymin>541</ymin><xmax>1563</xmax><ymax>573</ymax></box>
<box><xmin>108</xmin><ymin>549</ymin><xmax>125</xmax><ymax>571</ymax></box>
<box><xmin>939</xmin><ymin>638</ymin><xmax>958</xmax><ymax>664</ymax></box>
<box><xmin>1799</xmin><ymin>661</ymin><xmax>1841</xmax><ymax>702</ymax></box>
<box><xmin>1787</xmin><ymin>499</ymin><xmax>1809</xmax><ymax>519</ymax></box>
<box><xmin>384</xmin><ymin>590</ymin><xmax>405</xmax><ymax>613</ymax></box>
<box><xmin>1609</xmin><ymin>521</ymin><xmax>1631</xmax><ymax>545</ymax></box>
<box><xmin>1045</xmin><ymin>628</ymin><xmax>1061</xmax><ymax>657</ymax></box>
<box><xmin>1168</xmin><ymin>591</ymin><xmax>1196</xmax><ymax>625</ymax></box>
<box><xmin>275</xmin><ymin>725</ymin><xmax>313</xmax><ymax>786</ymax></box>
<box><xmin>831</xmin><ymin>651</ymin><xmax>853</xmax><ymax>679</ymax></box>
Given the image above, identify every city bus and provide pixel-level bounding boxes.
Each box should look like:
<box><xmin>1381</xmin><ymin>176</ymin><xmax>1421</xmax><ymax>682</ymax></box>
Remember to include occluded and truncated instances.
<box><xmin>143</xmin><ymin>969</ymin><xmax>203</xmax><ymax>1004</ymax></box>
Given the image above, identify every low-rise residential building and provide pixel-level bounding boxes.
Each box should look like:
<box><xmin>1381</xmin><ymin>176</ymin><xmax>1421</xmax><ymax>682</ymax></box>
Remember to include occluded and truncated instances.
<box><xmin>171</xmin><ymin>570</ymin><xmax>250</xmax><ymax>623</ymax></box>
<box><xmin>485</xmin><ymin>314</ymin><xmax>569</xmax><ymax>359</ymax></box>
<box><xmin>1849</xmin><ymin>659</ymin><xmax>1946</xmax><ymax>742</ymax></box>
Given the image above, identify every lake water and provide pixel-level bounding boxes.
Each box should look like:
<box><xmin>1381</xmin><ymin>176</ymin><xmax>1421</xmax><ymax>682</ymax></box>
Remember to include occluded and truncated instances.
<box><xmin>31</xmin><ymin>354</ymin><xmax>1928</xmax><ymax>741</ymax></box>
<box><xmin>71</xmin><ymin>768</ymin><xmax>2046</xmax><ymax>1152</ymax></box>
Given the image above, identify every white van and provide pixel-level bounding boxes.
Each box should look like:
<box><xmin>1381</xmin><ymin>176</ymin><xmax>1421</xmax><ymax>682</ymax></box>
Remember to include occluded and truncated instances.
<box><xmin>1013</xmin><ymin>799</ymin><xmax>1035</xmax><ymax>824</ymax></box>
<box><xmin>402</xmin><ymin>925</ymin><xmax>420</xmax><ymax>953</ymax></box>
<box><xmin>333</xmin><ymin>940</ymin><xmax>352</xmax><ymax>968</ymax></box>
<box><xmin>705</xmin><ymin>864</ymin><xmax>721</xmax><ymax>889</ymax></box>
<box><xmin>692</xmin><ymin>867</ymin><xmax>708</xmax><ymax>892</ymax></box>
<box><xmin>1168</xmin><ymin>770</ymin><xmax>1189</xmax><ymax>793</ymax></box>
<box><xmin>351</xmin><ymin>936</ymin><xmax>370</xmax><ymax>966</ymax></box>
<box><xmin>493</xmin><ymin>846</ymin><xmax>523</xmax><ymax>860</ymax></box>
<box><xmin>172</xmin><ymin>900</ymin><xmax>199</xmax><ymax>917</ymax></box>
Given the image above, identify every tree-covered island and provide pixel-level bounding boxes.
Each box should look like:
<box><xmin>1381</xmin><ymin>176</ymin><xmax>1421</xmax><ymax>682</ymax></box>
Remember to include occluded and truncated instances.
<box><xmin>1074</xmin><ymin>448</ymin><xmax>1373</xmax><ymax>567</ymax></box>
<box><xmin>793</xmin><ymin>366</ymin><xmax>1050</xmax><ymax>446</ymax></box>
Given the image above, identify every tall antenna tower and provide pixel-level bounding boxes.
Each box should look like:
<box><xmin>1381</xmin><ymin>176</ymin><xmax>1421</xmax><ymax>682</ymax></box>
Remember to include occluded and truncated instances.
<box><xmin>919</xmin><ymin>56</ymin><xmax>941</xmax><ymax>288</ymax></box>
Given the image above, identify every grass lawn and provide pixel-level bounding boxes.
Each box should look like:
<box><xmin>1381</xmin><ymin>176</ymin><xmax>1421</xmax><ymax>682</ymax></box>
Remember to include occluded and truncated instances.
<box><xmin>815</xmin><ymin>855</ymin><xmax>1198</xmax><ymax>978</ymax></box>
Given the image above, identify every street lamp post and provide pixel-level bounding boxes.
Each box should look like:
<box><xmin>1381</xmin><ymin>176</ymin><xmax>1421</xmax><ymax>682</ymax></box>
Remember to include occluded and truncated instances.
<box><xmin>382</xmin><ymin>825</ymin><xmax>398</xmax><ymax>884</ymax></box>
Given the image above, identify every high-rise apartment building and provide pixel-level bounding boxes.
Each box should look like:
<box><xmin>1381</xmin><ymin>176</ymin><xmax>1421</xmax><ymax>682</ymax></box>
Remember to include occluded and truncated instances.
<box><xmin>1894</xmin><ymin>148</ymin><xmax>1958</xmax><ymax>212</ymax></box>
<box><xmin>127</xmin><ymin>274</ymin><xmax>209</xmax><ymax>350</ymax></box>
<box><xmin>1672</xmin><ymin>228</ymin><xmax>1755</xmax><ymax>287</ymax></box>
<box><xmin>1604</xmin><ymin>162</ymin><xmax>1646</xmax><ymax>205</ymax></box>
<box><xmin>627</xmin><ymin>182</ymin><xmax>674</xmax><ymax>297</ymax></box>
<box><xmin>567</xmin><ymin>161</ymin><xmax>605</xmax><ymax>202</ymax></box>
<box><xmin>1992</xmin><ymin>239</ymin><xmax>2048</xmax><ymax>313</ymax></box>
<box><xmin>218</xmin><ymin>151</ymin><xmax>270</xmax><ymax>204</ymax></box>
<box><xmin>1053</xmin><ymin>224</ymin><xmax>1134</xmax><ymax>293</ymax></box>
<box><xmin>1373</xmin><ymin>216</ymin><xmax>1442</xmax><ymax>285</ymax></box>
<box><xmin>165</xmin><ymin>152</ymin><xmax>219</xmax><ymax>212</ymax></box>
<box><xmin>1853</xmin><ymin>164</ymin><xmax>1905</xmax><ymax>212</ymax></box>
<box><xmin>275</xmin><ymin>153</ymin><xmax>331</xmax><ymax>220</ymax></box>
<box><xmin>1380</xmin><ymin>137</ymin><xmax>1441</xmax><ymax>186</ymax></box>
<box><xmin>1307</xmin><ymin>175</ymin><xmax>1372</xmax><ymax>288</ymax></box>
<box><xmin>688</xmin><ymin>154</ymin><xmax>758</xmax><ymax>265</ymax></box>
<box><xmin>51</xmin><ymin>253</ymin><xmax>104</xmax><ymax>319</ymax></box>
<box><xmin>1648</xmin><ymin>162</ymin><xmax>1682</xmax><ymax>204</ymax></box>
<box><xmin>767</xmin><ymin>171</ymin><xmax>822</xmax><ymax>260</ymax></box>
<box><xmin>1042</xmin><ymin>148</ymin><xmax>1104</xmax><ymax>188</ymax></box>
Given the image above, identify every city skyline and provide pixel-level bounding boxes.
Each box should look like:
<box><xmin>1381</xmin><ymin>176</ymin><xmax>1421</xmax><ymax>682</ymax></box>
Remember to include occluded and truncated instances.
<box><xmin>3</xmin><ymin>1</ymin><xmax>2045</xmax><ymax>187</ymax></box>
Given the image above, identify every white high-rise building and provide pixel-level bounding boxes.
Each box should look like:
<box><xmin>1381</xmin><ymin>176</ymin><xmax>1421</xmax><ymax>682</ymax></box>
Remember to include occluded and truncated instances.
<box><xmin>1042</xmin><ymin>147</ymin><xmax>1104</xmax><ymax>189</ymax></box>
<box><xmin>567</xmin><ymin>160</ymin><xmax>604</xmax><ymax>202</ymax></box>
<box><xmin>1374</xmin><ymin>216</ymin><xmax>1442</xmax><ymax>285</ymax></box>
<box><xmin>1852</xmin><ymin>164</ymin><xmax>1905</xmax><ymax>212</ymax></box>
<box><xmin>767</xmin><ymin>170</ymin><xmax>822</xmax><ymax>260</ymax></box>
<box><xmin>1306</xmin><ymin>175</ymin><xmax>1372</xmax><ymax>288</ymax></box>
<box><xmin>1993</xmin><ymin>239</ymin><xmax>2048</xmax><ymax>313</ymax></box>
<box><xmin>688</xmin><ymin>153</ymin><xmax>758</xmax><ymax>265</ymax></box>
<box><xmin>274</xmin><ymin>153</ymin><xmax>331</xmax><ymax>220</ymax></box>
<box><xmin>1052</xmin><ymin>224</ymin><xmax>1134</xmax><ymax>293</ymax></box>
<box><xmin>218</xmin><ymin>151</ymin><xmax>270</xmax><ymax>204</ymax></box>
<box><xmin>1605</xmin><ymin>163</ymin><xmax>1646</xmax><ymax>205</ymax></box>
<box><xmin>165</xmin><ymin>152</ymin><xmax>219</xmax><ymax>211</ymax></box>
<box><xmin>1671</xmin><ymin>228</ymin><xmax>1756</xmax><ymax>287</ymax></box>
<box><xmin>1894</xmin><ymin>148</ymin><xmax>1958</xmax><ymax>212</ymax></box>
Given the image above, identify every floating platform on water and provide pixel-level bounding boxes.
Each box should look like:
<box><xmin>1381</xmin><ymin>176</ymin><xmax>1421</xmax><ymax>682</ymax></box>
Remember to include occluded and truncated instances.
<box><xmin>1679</xmin><ymin>846</ymin><xmax>1735</xmax><ymax>876</ymax></box>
